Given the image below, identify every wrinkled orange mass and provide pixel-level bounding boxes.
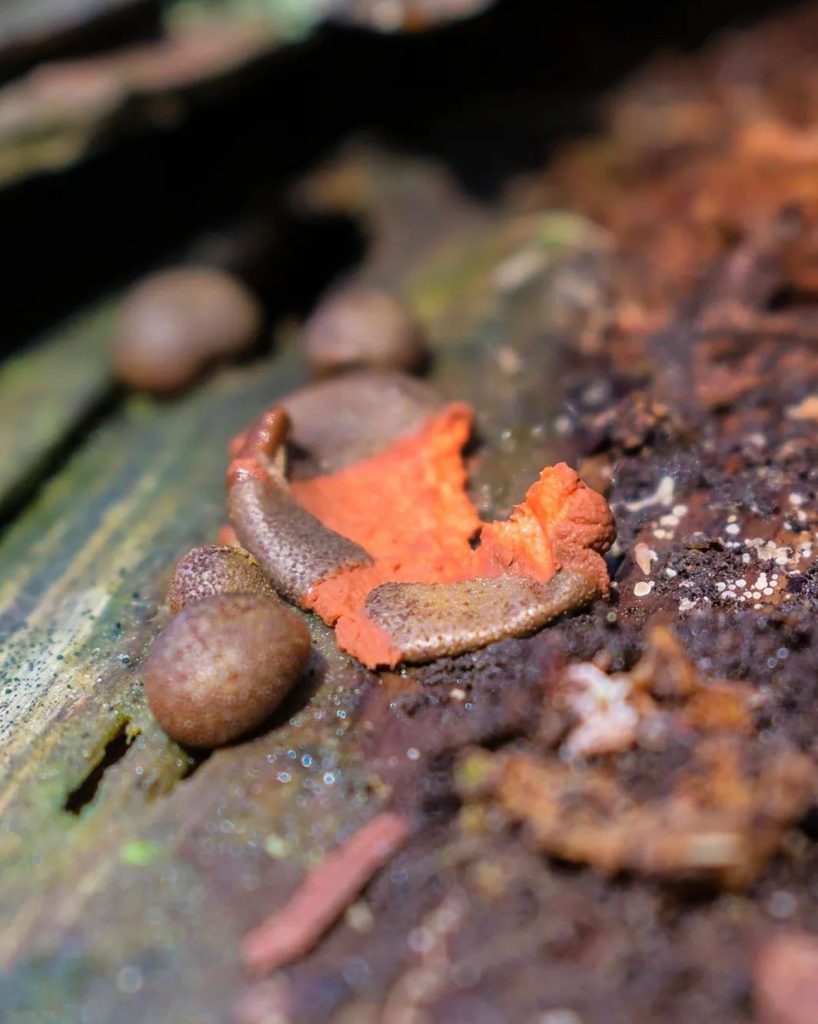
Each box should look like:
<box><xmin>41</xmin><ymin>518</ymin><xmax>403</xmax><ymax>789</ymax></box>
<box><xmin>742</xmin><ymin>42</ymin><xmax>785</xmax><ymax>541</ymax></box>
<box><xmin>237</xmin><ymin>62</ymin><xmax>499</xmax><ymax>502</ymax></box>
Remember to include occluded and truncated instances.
<box><xmin>289</xmin><ymin>403</ymin><xmax>614</xmax><ymax>665</ymax></box>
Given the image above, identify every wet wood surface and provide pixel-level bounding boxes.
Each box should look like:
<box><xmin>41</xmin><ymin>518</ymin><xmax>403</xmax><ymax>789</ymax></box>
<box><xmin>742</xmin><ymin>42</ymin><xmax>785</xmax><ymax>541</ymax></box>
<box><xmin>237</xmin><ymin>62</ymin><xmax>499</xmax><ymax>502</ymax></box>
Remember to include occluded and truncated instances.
<box><xmin>0</xmin><ymin>149</ymin><xmax>592</xmax><ymax>1022</ymax></box>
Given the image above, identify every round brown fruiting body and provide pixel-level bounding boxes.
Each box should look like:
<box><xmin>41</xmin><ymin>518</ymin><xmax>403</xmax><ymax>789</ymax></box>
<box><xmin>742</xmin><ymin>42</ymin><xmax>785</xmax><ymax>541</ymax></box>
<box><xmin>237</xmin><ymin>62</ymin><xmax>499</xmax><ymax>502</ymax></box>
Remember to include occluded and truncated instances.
<box><xmin>167</xmin><ymin>545</ymin><xmax>278</xmax><ymax>614</ymax></box>
<box><xmin>281</xmin><ymin>370</ymin><xmax>442</xmax><ymax>477</ymax></box>
<box><xmin>113</xmin><ymin>267</ymin><xmax>263</xmax><ymax>394</ymax></box>
<box><xmin>303</xmin><ymin>289</ymin><xmax>425</xmax><ymax>377</ymax></box>
<box><xmin>143</xmin><ymin>593</ymin><xmax>311</xmax><ymax>748</ymax></box>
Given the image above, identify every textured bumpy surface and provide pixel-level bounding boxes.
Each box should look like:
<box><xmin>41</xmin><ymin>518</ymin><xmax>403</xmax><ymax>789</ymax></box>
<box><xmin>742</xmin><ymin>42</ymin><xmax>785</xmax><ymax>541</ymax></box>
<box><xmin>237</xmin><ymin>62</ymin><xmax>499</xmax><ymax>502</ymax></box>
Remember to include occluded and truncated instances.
<box><xmin>167</xmin><ymin>545</ymin><xmax>278</xmax><ymax>613</ymax></box>
<box><xmin>363</xmin><ymin>570</ymin><xmax>600</xmax><ymax>662</ymax></box>
<box><xmin>143</xmin><ymin>592</ymin><xmax>311</xmax><ymax>747</ymax></box>
<box><xmin>228</xmin><ymin>472</ymin><xmax>373</xmax><ymax>605</ymax></box>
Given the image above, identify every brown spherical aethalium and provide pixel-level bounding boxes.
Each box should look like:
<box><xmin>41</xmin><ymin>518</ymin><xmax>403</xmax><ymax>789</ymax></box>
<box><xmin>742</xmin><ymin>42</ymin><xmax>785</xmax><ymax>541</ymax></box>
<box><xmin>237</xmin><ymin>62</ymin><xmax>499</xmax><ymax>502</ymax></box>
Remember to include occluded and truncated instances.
<box><xmin>167</xmin><ymin>545</ymin><xmax>277</xmax><ymax>614</ymax></box>
<box><xmin>303</xmin><ymin>289</ymin><xmax>425</xmax><ymax>377</ymax></box>
<box><xmin>113</xmin><ymin>267</ymin><xmax>262</xmax><ymax>394</ymax></box>
<box><xmin>143</xmin><ymin>593</ymin><xmax>310</xmax><ymax>748</ymax></box>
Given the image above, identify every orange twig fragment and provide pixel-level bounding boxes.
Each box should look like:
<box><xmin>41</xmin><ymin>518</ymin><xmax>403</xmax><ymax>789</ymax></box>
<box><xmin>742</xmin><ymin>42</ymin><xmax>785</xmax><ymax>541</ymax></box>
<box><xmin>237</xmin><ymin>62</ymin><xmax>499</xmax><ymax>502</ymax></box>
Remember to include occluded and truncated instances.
<box><xmin>241</xmin><ymin>811</ymin><xmax>410</xmax><ymax>976</ymax></box>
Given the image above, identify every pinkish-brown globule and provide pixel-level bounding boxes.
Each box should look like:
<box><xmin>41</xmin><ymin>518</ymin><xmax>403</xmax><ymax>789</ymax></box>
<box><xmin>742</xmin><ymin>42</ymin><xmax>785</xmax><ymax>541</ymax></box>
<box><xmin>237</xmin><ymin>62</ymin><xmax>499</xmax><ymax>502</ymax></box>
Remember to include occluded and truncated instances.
<box><xmin>302</xmin><ymin>289</ymin><xmax>426</xmax><ymax>377</ymax></box>
<box><xmin>113</xmin><ymin>266</ymin><xmax>262</xmax><ymax>394</ymax></box>
<box><xmin>168</xmin><ymin>545</ymin><xmax>277</xmax><ymax>614</ymax></box>
<box><xmin>143</xmin><ymin>593</ymin><xmax>310</xmax><ymax>748</ymax></box>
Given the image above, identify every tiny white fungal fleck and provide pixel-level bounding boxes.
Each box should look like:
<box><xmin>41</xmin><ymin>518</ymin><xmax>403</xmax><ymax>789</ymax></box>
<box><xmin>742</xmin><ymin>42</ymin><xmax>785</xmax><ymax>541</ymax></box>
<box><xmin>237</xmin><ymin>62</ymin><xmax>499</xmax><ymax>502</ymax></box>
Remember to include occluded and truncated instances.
<box><xmin>624</xmin><ymin>475</ymin><xmax>675</xmax><ymax>512</ymax></box>
<box><xmin>554</xmin><ymin>415</ymin><xmax>572</xmax><ymax>435</ymax></box>
<box><xmin>633</xmin><ymin>543</ymin><xmax>657</xmax><ymax>576</ymax></box>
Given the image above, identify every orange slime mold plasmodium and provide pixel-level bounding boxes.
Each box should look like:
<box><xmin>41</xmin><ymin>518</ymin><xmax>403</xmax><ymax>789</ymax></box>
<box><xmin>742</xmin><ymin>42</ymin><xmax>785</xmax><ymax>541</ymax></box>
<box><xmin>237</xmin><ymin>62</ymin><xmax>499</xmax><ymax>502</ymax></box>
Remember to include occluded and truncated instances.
<box><xmin>228</xmin><ymin>399</ymin><xmax>614</xmax><ymax>668</ymax></box>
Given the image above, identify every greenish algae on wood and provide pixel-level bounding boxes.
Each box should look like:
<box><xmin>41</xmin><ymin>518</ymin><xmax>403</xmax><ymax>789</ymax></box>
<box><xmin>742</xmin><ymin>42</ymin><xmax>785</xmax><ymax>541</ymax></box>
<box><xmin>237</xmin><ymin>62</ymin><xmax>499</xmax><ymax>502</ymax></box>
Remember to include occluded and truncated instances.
<box><xmin>0</xmin><ymin>303</ymin><xmax>116</xmax><ymax>517</ymax></box>
<box><xmin>0</xmin><ymin>346</ymin><xmax>303</xmax><ymax>783</ymax></box>
<box><xmin>0</xmin><ymin>155</ymin><xmax>610</xmax><ymax>1024</ymax></box>
<box><xmin>0</xmin><ymin>337</ymin><xmax>382</xmax><ymax>1021</ymax></box>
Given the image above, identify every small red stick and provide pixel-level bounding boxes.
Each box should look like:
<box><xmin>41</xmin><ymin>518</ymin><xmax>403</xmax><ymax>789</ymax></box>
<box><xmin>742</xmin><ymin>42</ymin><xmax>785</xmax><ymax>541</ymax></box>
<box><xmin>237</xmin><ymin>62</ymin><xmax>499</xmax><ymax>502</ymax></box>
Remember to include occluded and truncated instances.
<box><xmin>241</xmin><ymin>811</ymin><xmax>410</xmax><ymax>975</ymax></box>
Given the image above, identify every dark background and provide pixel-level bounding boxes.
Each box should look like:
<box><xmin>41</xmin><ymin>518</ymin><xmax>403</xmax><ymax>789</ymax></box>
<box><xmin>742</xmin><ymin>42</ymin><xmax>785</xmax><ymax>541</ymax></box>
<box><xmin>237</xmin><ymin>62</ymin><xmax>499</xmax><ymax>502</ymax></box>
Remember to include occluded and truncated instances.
<box><xmin>0</xmin><ymin>0</ymin><xmax>792</xmax><ymax>351</ymax></box>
